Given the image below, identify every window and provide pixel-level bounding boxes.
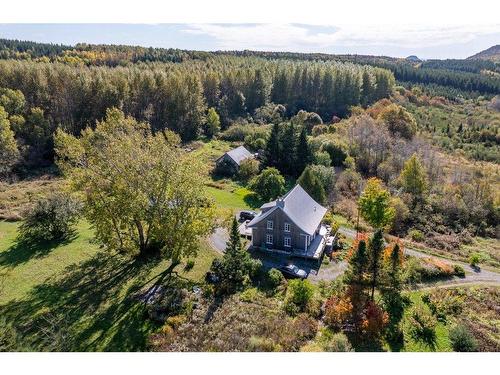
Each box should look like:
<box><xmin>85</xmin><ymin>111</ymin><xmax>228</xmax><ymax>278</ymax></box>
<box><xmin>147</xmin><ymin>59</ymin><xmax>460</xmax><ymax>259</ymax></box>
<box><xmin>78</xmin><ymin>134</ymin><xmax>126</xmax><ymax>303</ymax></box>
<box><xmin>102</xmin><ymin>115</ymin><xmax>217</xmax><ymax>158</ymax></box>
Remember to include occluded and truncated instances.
<box><xmin>267</xmin><ymin>220</ymin><xmax>273</xmax><ymax>230</ymax></box>
<box><xmin>284</xmin><ymin>237</ymin><xmax>291</xmax><ymax>247</ymax></box>
<box><xmin>266</xmin><ymin>234</ymin><xmax>273</xmax><ymax>245</ymax></box>
<box><xmin>284</xmin><ymin>222</ymin><xmax>291</xmax><ymax>232</ymax></box>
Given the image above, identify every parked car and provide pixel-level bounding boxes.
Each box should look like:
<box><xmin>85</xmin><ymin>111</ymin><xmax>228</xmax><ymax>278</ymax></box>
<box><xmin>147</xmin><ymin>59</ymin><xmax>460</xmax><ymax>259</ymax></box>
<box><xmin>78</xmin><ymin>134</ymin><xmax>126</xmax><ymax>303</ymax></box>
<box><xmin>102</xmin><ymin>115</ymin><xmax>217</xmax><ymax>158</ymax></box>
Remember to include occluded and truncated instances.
<box><xmin>279</xmin><ymin>264</ymin><xmax>307</xmax><ymax>279</ymax></box>
<box><xmin>239</xmin><ymin>210</ymin><xmax>257</xmax><ymax>221</ymax></box>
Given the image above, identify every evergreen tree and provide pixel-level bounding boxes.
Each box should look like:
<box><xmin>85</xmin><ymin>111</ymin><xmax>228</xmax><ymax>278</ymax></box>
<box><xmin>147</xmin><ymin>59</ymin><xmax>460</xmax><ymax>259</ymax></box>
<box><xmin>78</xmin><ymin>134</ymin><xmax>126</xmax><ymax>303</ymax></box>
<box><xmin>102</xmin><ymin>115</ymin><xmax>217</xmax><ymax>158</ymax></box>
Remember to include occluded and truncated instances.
<box><xmin>344</xmin><ymin>239</ymin><xmax>370</xmax><ymax>330</ymax></box>
<box><xmin>368</xmin><ymin>229</ymin><xmax>384</xmax><ymax>300</ymax></box>
<box><xmin>204</xmin><ymin>107</ymin><xmax>220</xmax><ymax>138</ymax></box>
<box><xmin>281</xmin><ymin>122</ymin><xmax>297</xmax><ymax>175</ymax></box>
<box><xmin>211</xmin><ymin>217</ymin><xmax>253</xmax><ymax>294</ymax></box>
<box><xmin>297</xmin><ymin>166</ymin><xmax>326</xmax><ymax>204</ymax></box>
<box><xmin>264</xmin><ymin>122</ymin><xmax>281</xmax><ymax>169</ymax></box>
<box><xmin>361</xmin><ymin>70</ymin><xmax>373</xmax><ymax>106</ymax></box>
<box><xmin>295</xmin><ymin>126</ymin><xmax>312</xmax><ymax>176</ymax></box>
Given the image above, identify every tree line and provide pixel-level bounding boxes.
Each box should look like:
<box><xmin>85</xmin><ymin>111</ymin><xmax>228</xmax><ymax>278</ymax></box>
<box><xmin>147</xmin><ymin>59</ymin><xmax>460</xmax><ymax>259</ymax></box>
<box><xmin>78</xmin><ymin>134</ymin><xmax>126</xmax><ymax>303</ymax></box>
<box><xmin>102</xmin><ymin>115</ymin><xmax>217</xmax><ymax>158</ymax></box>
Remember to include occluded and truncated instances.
<box><xmin>0</xmin><ymin>56</ymin><xmax>393</xmax><ymax>170</ymax></box>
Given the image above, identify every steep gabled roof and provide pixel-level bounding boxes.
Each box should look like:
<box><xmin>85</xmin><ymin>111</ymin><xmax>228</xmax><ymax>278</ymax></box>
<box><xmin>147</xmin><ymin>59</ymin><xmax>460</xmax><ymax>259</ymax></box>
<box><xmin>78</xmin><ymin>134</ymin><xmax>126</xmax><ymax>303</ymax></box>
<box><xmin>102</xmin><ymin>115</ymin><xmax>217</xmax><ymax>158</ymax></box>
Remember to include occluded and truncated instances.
<box><xmin>219</xmin><ymin>145</ymin><xmax>253</xmax><ymax>166</ymax></box>
<box><xmin>247</xmin><ymin>184</ymin><xmax>327</xmax><ymax>235</ymax></box>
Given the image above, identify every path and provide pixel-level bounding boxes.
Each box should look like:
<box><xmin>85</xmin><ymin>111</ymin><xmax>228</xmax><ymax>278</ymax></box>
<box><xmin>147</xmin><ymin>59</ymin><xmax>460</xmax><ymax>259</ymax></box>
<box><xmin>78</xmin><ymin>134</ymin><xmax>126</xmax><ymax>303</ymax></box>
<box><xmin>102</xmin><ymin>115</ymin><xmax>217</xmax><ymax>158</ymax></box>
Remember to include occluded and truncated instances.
<box><xmin>208</xmin><ymin>224</ymin><xmax>500</xmax><ymax>286</ymax></box>
<box><xmin>338</xmin><ymin>227</ymin><xmax>500</xmax><ymax>286</ymax></box>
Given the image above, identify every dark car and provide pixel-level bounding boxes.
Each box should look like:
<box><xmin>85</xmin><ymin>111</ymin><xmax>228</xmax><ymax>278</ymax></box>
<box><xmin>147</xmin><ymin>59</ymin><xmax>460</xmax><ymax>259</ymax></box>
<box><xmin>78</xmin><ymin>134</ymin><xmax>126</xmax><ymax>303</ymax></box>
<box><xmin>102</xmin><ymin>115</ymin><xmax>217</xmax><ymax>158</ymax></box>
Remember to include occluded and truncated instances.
<box><xmin>239</xmin><ymin>210</ymin><xmax>257</xmax><ymax>221</ymax></box>
<box><xmin>279</xmin><ymin>264</ymin><xmax>307</xmax><ymax>279</ymax></box>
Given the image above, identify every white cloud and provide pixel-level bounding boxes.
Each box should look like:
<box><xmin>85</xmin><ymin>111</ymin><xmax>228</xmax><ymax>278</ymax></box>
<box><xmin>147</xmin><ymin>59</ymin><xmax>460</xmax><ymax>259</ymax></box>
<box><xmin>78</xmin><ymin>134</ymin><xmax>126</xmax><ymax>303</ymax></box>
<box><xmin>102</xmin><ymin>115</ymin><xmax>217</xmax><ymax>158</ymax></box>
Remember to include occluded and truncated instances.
<box><xmin>182</xmin><ymin>23</ymin><xmax>500</xmax><ymax>52</ymax></box>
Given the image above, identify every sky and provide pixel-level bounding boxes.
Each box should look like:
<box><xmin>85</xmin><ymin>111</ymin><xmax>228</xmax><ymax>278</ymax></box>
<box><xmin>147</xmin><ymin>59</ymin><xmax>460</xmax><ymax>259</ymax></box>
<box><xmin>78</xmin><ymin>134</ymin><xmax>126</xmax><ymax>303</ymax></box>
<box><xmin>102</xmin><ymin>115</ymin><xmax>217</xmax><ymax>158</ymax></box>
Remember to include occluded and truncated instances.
<box><xmin>0</xmin><ymin>23</ymin><xmax>499</xmax><ymax>59</ymax></box>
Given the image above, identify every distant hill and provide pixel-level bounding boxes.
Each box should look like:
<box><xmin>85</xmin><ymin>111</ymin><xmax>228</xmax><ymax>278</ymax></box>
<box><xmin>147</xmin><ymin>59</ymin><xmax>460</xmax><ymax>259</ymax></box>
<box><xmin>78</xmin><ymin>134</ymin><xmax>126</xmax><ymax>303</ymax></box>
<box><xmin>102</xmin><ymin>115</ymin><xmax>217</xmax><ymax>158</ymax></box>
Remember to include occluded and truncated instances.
<box><xmin>468</xmin><ymin>45</ymin><xmax>500</xmax><ymax>61</ymax></box>
<box><xmin>406</xmin><ymin>55</ymin><xmax>421</xmax><ymax>63</ymax></box>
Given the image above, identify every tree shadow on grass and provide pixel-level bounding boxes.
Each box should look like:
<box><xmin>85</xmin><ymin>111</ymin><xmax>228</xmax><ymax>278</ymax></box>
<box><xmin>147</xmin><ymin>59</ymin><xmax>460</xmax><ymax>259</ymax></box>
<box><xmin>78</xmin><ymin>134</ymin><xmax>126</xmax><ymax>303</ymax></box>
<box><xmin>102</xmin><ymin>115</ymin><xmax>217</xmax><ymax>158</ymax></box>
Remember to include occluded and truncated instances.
<box><xmin>243</xmin><ymin>192</ymin><xmax>264</xmax><ymax>209</ymax></box>
<box><xmin>0</xmin><ymin>232</ymin><xmax>78</xmax><ymax>268</ymax></box>
<box><xmin>0</xmin><ymin>251</ymin><xmax>182</xmax><ymax>351</ymax></box>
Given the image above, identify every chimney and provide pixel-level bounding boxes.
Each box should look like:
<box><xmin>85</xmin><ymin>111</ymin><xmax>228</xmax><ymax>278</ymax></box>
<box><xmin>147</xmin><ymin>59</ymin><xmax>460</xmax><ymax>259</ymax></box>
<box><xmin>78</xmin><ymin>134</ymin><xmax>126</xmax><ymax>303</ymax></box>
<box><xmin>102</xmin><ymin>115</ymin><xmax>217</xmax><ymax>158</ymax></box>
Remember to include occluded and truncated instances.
<box><xmin>276</xmin><ymin>198</ymin><xmax>285</xmax><ymax>208</ymax></box>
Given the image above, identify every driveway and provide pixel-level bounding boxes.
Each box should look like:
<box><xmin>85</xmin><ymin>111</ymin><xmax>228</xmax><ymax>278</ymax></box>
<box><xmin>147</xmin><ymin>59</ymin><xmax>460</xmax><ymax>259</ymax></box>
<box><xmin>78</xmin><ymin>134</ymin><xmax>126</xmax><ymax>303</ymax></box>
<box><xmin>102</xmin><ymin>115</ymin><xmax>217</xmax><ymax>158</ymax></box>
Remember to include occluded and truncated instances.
<box><xmin>208</xmin><ymin>224</ymin><xmax>348</xmax><ymax>282</ymax></box>
<box><xmin>338</xmin><ymin>227</ymin><xmax>500</xmax><ymax>286</ymax></box>
<box><xmin>208</xmin><ymin>224</ymin><xmax>500</xmax><ymax>286</ymax></box>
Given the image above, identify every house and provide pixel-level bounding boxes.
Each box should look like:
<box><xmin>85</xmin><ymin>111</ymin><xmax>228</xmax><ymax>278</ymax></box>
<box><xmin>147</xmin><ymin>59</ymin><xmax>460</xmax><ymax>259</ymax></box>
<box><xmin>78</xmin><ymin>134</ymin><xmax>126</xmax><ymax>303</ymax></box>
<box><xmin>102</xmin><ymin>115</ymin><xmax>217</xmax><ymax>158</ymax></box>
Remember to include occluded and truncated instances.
<box><xmin>215</xmin><ymin>145</ymin><xmax>253</xmax><ymax>175</ymax></box>
<box><xmin>247</xmin><ymin>184</ymin><xmax>329</xmax><ymax>260</ymax></box>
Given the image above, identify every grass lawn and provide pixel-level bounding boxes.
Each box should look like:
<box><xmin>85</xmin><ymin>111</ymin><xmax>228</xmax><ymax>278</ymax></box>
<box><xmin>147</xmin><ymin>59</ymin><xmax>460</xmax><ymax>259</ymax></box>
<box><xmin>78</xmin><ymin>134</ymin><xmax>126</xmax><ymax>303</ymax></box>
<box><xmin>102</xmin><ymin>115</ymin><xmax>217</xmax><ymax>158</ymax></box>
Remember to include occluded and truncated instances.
<box><xmin>0</xmin><ymin>220</ymin><xmax>218</xmax><ymax>351</ymax></box>
<box><xmin>206</xmin><ymin>185</ymin><xmax>257</xmax><ymax>211</ymax></box>
<box><xmin>400</xmin><ymin>291</ymin><xmax>452</xmax><ymax>352</ymax></box>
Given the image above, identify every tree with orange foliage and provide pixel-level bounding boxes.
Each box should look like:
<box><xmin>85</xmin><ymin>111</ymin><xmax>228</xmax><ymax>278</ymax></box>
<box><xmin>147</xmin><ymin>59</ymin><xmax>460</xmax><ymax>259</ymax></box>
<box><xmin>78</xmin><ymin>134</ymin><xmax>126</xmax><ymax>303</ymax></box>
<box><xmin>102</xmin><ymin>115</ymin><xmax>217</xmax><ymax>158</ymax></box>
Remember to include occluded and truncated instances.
<box><xmin>361</xmin><ymin>300</ymin><xmax>388</xmax><ymax>341</ymax></box>
<box><xmin>324</xmin><ymin>295</ymin><xmax>353</xmax><ymax>330</ymax></box>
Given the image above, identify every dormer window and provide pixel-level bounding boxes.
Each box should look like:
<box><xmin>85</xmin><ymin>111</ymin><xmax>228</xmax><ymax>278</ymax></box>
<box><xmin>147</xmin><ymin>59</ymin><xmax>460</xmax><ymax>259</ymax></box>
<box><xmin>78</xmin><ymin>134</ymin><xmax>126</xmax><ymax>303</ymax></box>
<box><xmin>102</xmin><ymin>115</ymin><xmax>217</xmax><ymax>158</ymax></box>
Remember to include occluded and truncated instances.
<box><xmin>284</xmin><ymin>222</ymin><xmax>291</xmax><ymax>232</ymax></box>
<box><xmin>267</xmin><ymin>220</ymin><xmax>273</xmax><ymax>230</ymax></box>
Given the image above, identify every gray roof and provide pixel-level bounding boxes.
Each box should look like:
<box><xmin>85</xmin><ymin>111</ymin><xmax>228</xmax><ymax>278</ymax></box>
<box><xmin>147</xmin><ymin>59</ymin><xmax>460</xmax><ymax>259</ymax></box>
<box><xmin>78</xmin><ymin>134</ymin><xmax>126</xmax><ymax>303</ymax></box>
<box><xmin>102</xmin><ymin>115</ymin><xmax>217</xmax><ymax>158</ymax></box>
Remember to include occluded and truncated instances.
<box><xmin>247</xmin><ymin>184</ymin><xmax>327</xmax><ymax>235</ymax></box>
<box><xmin>223</xmin><ymin>146</ymin><xmax>253</xmax><ymax>166</ymax></box>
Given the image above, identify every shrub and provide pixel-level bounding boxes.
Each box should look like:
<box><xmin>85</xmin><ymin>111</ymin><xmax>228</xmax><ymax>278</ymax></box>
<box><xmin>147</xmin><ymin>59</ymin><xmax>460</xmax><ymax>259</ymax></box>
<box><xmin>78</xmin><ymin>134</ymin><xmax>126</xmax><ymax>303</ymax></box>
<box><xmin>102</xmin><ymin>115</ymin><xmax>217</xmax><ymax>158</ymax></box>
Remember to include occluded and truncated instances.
<box><xmin>238</xmin><ymin>158</ymin><xmax>260</xmax><ymax>181</ymax></box>
<box><xmin>292</xmin><ymin>314</ymin><xmax>318</xmax><ymax>341</ymax></box>
<box><xmin>453</xmin><ymin>265</ymin><xmax>465</xmax><ymax>278</ymax></box>
<box><xmin>449</xmin><ymin>325</ymin><xmax>478</xmax><ymax>352</ymax></box>
<box><xmin>184</xmin><ymin>259</ymin><xmax>195</xmax><ymax>272</ymax></box>
<box><xmin>160</xmin><ymin>324</ymin><xmax>175</xmax><ymax>337</ymax></box>
<box><xmin>247</xmin><ymin>336</ymin><xmax>280</xmax><ymax>352</ymax></box>
<box><xmin>18</xmin><ymin>192</ymin><xmax>82</xmax><ymax>242</ymax></box>
<box><xmin>249</xmin><ymin>258</ymin><xmax>263</xmax><ymax>279</ymax></box>
<box><xmin>165</xmin><ymin>315</ymin><xmax>187</xmax><ymax>329</ymax></box>
<box><xmin>240</xmin><ymin>287</ymin><xmax>261</xmax><ymax>302</ymax></box>
<box><xmin>267</xmin><ymin>268</ymin><xmax>284</xmax><ymax>290</ymax></box>
<box><xmin>322</xmin><ymin>331</ymin><xmax>353</xmax><ymax>352</ymax></box>
<box><xmin>284</xmin><ymin>279</ymin><xmax>314</xmax><ymax>316</ymax></box>
<box><xmin>409</xmin><ymin>229</ymin><xmax>424</xmax><ymax>242</ymax></box>
<box><xmin>468</xmin><ymin>252</ymin><xmax>482</xmax><ymax>267</ymax></box>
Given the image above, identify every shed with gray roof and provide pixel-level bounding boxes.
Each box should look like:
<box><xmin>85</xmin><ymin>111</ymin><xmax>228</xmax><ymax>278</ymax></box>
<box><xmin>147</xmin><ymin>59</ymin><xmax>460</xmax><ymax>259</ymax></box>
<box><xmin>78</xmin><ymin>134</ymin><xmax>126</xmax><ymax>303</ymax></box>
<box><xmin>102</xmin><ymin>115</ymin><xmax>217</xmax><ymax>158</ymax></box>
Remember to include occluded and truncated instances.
<box><xmin>215</xmin><ymin>145</ymin><xmax>253</xmax><ymax>175</ymax></box>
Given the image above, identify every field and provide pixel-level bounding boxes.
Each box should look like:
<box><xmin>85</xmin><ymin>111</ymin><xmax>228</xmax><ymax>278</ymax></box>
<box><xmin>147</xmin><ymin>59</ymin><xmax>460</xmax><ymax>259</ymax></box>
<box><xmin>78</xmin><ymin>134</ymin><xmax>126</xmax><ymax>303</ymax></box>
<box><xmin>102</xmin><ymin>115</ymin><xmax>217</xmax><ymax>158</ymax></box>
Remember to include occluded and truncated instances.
<box><xmin>0</xmin><ymin>220</ymin><xmax>219</xmax><ymax>351</ymax></box>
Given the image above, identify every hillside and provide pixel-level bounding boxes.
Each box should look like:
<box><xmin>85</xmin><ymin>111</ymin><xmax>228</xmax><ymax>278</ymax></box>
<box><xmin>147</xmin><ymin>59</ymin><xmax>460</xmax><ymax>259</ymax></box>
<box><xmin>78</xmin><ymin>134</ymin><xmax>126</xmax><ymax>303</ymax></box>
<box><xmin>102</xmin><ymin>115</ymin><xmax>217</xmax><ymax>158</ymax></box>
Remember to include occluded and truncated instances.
<box><xmin>468</xmin><ymin>45</ymin><xmax>500</xmax><ymax>61</ymax></box>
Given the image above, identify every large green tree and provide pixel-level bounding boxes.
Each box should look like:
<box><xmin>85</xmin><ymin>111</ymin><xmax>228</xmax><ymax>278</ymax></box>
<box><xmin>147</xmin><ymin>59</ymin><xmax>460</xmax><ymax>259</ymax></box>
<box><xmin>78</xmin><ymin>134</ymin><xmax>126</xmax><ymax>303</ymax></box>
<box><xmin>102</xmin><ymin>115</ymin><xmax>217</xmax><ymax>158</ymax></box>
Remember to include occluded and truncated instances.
<box><xmin>400</xmin><ymin>153</ymin><xmax>428</xmax><ymax>203</ymax></box>
<box><xmin>0</xmin><ymin>106</ymin><xmax>19</xmax><ymax>174</ymax></box>
<box><xmin>55</xmin><ymin>108</ymin><xmax>216</xmax><ymax>260</ymax></box>
<box><xmin>297</xmin><ymin>165</ymin><xmax>326</xmax><ymax>204</ymax></box>
<box><xmin>249</xmin><ymin>167</ymin><xmax>285</xmax><ymax>201</ymax></box>
<box><xmin>358</xmin><ymin>178</ymin><xmax>395</xmax><ymax>229</ymax></box>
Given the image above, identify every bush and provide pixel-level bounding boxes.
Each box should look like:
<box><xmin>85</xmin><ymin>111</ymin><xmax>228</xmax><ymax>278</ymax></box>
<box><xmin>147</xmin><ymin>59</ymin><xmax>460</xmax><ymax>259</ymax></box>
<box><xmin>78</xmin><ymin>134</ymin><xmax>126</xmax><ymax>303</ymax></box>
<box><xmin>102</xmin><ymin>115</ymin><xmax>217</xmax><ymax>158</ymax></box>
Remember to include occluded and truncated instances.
<box><xmin>453</xmin><ymin>265</ymin><xmax>465</xmax><ymax>278</ymax></box>
<box><xmin>247</xmin><ymin>336</ymin><xmax>280</xmax><ymax>352</ymax></box>
<box><xmin>238</xmin><ymin>158</ymin><xmax>259</xmax><ymax>181</ymax></box>
<box><xmin>267</xmin><ymin>268</ymin><xmax>284</xmax><ymax>290</ymax></box>
<box><xmin>18</xmin><ymin>192</ymin><xmax>82</xmax><ymax>242</ymax></box>
<box><xmin>468</xmin><ymin>252</ymin><xmax>482</xmax><ymax>267</ymax></box>
<box><xmin>449</xmin><ymin>325</ymin><xmax>478</xmax><ymax>352</ymax></box>
<box><xmin>292</xmin><ymin>314</ymin><xmax>318</xmax><ymax>341</ymax></box>
<box><xmin>322</xmin><ymin>331</ymin><xmax>353</xmax><ymax>352</ymax></box>
<box><xmin>240</xmin><ymin>287</ymin><xmax>261</xmax><ymax>302</ymax></box>
<box><xmin>284</xmin><ymin>279</ymin><xmax>314</xmax><ymax>316</ymax></box>
<box><xmin>409</xmin><ymin>229</ymin><xmax>424</xmax><ymax>242</ymax></box>
<box><xmin>165</xmin><ymin>315</ymin><xmax>187</xmax><ymax>329</ymax></box>
<box><xmin>183</xmin><ymin>259</ymin><xmax>195</xmax><ymax>272</ymax></box>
